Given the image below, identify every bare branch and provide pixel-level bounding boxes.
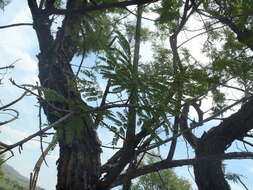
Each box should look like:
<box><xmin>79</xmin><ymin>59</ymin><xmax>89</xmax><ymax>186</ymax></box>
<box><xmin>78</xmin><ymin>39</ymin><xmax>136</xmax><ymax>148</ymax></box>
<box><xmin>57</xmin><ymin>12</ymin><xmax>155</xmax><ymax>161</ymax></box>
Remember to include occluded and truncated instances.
<box><xmin>0</xmin><ymin>109</ymin><xmax>19</xmax><ymax>126</ymax></box>
<box><xmin>113</xmin><ymin>152</ymin><xmax>253</xmax><ymax>187</ymax></box>
<box><xmin>0</xmin><ymin>65</ymin><xmax>14</xmax><ymax>70</ymax></box>
<box><xmin>30</xmin><ymin>135</ymin><xmax>57</xmax><ymax>190</ymax></box>
<box><xmin>0</xmin><ymin>92</ymin><xmax>27</xmax><ymax>110</ymax></box>
<box><xmin>0</xmin><ymin>23</ymin><xmax>33</xmax><ymax>30</ymax></box>
<box><xmin>0</xmin><ymin>112</ymin><xmax>74</xmax><ymax>154</ymax></box>
<box><xmin>166</xmin><ymin>117</ymin><xmax>179</xmax><ymax>160</ymax></box>
<box><xmin>190</xmin><ymin>95</ymin><xmax>253</xmax><ymax>128</ymax></box>
<box><xmin>95</xmin><ymin>80</ymin><xmax>111</xmax><ymax>128</ymax></box>
<box><xmin>179</xmin><ymin>104</ymin><xmax>199</xmax><ymax>149</ymax></box>
<box><xmin>139</xmin><ymin>95</ymin><xmax>253</xmax><ymax>153</ymax></box>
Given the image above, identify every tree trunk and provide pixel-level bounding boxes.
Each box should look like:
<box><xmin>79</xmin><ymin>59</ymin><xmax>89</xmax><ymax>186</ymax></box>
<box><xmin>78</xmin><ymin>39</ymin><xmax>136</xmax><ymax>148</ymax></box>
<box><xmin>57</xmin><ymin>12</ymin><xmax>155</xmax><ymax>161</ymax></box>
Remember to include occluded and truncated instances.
<box><xmin>193</xmin><ymin>98</ymin><xmax>253</xmax><ymax>190</ymax></box>
<box><xmin>28</xmin><ymin>1</ymin><xmax>102</xmax><ymax>189</ymax></box>
<box><xmin>38</xmin><ymin>36</ymin><xmax>102</xmax><ymax>190</ymax></box>
<box><xmin>194</xmin><ymin>132</ymin><xmax>230</xmax><ymax>190</ymax></box>
<box><xmin>37</xmin><ymin>39</ymin><xmax>102</xmax><ymax>190</ymax></box>
<box><xmin>56</xmin><ymin>120</ymin><xmax>101</xmax><ymax>190</ymax></box>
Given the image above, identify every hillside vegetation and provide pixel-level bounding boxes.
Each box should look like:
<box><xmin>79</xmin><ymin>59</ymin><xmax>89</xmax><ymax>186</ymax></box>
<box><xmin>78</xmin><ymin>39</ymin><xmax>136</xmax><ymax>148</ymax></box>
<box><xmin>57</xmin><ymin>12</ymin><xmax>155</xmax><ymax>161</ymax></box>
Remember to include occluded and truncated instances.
<box><xmin>0</xmin><ymin>164</ymin><xmax>45</xmax><ymax>190</ymax></box>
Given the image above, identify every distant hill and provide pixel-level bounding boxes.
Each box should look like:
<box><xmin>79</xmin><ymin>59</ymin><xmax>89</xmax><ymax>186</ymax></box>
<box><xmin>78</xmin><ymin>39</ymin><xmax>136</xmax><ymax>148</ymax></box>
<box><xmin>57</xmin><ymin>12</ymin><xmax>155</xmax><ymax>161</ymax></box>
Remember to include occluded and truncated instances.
<box><xmin>0</xmin><ymin>164</ymin><xmax>46</xmax><ymax>190</ymax></box>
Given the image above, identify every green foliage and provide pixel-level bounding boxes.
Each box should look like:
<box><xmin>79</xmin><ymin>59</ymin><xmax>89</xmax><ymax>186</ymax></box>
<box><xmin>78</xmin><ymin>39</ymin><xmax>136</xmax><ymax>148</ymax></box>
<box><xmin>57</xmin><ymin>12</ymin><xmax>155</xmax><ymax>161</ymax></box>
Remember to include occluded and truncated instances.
<box><xmin>99</xmin><ymin>110</ymin><xmax>127</xmax><ymax>145</ymax></box>
<box><xmin>64</xmin><ymin>116</ymin><xmax>84</xmax><ymax>144</ymax></box>
<box><xmin>98</xmin><ymin>31</ymin><xmax>133</xmax><ymax>91</ymax></box>
<box><xmin>54</xmin><ymin>0</ymin><xmax>253</xmax><ymax>151</ymax></box>
<box><xmin>153</xmin><ymin>0</ymin><xmax>185</xmax><ymax>33</ymax></box>
<box><xmin>98</xmin><ymin>32</ymin><xmax>176</xmax><ymax>142</ymax></box>
<box><xmin>203</xmin><ymin>0</ymin><xmax>253</xmax><ymax>30</ymax></box>
<box><xmin>54</xmin><ymin>0</ymin><xmax>63</xmax><ymax>9</ymax></box>
<box><xmin>76</xmin><ymin>14</ymin><xmax>113</xmax><ymax>55</ymax></box>
<box><xmin>204</xmin><ymin>27</ymin><xmax>253</xmax><ymax>102</ymax></box>
<box><xmin>74</xmin><ymin>1</ymin><xmax>129</xmax><ymax>56</ymax></box>
<box><xmin>0</xmin><ymin>164</ymin><xmax>45</xmax><ymax>190</ymax></box>
<box><xmin>131</xmin><ymin>155</ymin><xmax>192</xmax><ymax>190</ymax></box>
<box><xmin>211</xmin><ymin>29</ymin><xmax>253</xmax><ymax>81</ymax></box>
<box><xmin>125</xmin><ymin>22</ymin><xmax>151</xmax><ymax>43</ymax></box>
<box><xmin>77</xmin><ymin>68</ymin><xmax>103</xmax><ymax>103</ymax></box>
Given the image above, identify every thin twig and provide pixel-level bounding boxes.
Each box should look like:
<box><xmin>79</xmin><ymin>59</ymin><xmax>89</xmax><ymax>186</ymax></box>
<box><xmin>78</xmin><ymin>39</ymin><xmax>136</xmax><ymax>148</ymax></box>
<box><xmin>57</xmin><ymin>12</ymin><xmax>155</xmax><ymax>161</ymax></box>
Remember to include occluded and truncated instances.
<box><xmin>95</xmin><ymin>80</ymin><xmax>111</xmax><ymax>128</ymax></box>
<box><xmin>0</xmin><ymin>23</ymin><xmax>33</xmax><ymax>29</ymax></box>
<box><xmin>0</xmin><ymin>112</ymin><xmax>74</xmax><ymax>154</ymax></box>
<box><xmin>177</xmin><ymin>25</ymin><xmax>225</xmax><ymax>48</ymax></box>
<box><xmin>0</xmin><ymin>92</ymin><xmax>27</xmax><ymax>110</ymax></box>
<box><xmin>36</xmin><ymin>82</ymin><xmax>48</xmax><ymax>167</ymax></box>
<box><xmin>0</xmin><ymin>109</ymin><xmax>19</xmax><ymax>126</ymax></box>
<box><xmin>29</xmin><ymin>135</ymin><xmax>57</xmax><ymax>190</ymax></box>
<box><xmin>0</xmin><ymin>65</ymin><xmax>14</xmax><ymax>70</ymax></box>
<box><xmin>239</xmin><ymin>139</ymin><xmax>253</xmax><ymax>148</ymax></box>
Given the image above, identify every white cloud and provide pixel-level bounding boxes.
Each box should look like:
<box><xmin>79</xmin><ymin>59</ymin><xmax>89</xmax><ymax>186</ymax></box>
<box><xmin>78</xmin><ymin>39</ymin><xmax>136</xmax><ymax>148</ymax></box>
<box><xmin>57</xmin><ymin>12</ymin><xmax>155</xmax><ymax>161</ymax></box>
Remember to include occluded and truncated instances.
<box><xmin>1</xmin><ymin>127</ymin><xmax>28</xmax><ymax>139</ymax></box>
<box><xmin>0</xmin><ymin>2</ymin><xmax>38</xmax><ymax>75</ymax></box>
<box><xmin>0</xmin><ymin>127</ymin><xmax>40</xmax><ymax>149</ymax></box>
<box><xmin>249</xmin><ymin>167</ymin><xmax>253</xmax><ymax>173</ymax></box>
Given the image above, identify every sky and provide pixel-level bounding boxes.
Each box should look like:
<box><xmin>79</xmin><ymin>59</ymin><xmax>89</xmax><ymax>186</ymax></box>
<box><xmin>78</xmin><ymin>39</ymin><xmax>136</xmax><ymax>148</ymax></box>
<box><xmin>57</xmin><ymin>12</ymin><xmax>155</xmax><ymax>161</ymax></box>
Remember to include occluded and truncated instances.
<box><xmin>0</xmin><ymin>1</ymin><xmax>252</xmax><ymax>190</ymax></box>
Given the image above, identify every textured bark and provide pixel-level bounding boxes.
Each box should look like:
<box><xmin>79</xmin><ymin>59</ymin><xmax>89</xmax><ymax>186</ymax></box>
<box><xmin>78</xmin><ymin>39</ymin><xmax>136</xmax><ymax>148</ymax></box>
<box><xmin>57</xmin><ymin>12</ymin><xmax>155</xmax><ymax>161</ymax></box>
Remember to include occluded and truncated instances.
<box><xmin>194</xmin><ymin>134</ymin><xmax>230</xmax><ymax>190</ymax></box>
<box><xmin>38</xmin><ymin>31</ymin><xmax>101</xmax><ymax>190</ymax></box>
<box><xmin>56</xmin><ymin>121</ymin><xmax>101</xmax><ymax>190</ymax></box>
<box><xmin>194</xmin><ymin>98</ymin><xmax>253</xmax><ymax>190</ymax></box>
<box><xmin>28</xmin><ymin>1</ymin><xmax>102</xmax><ymax>189</ymax></box>
<box><xmin>38</xmin><ymin>30</ymin><xmax>101</xmax><ymax>190</ymax></box>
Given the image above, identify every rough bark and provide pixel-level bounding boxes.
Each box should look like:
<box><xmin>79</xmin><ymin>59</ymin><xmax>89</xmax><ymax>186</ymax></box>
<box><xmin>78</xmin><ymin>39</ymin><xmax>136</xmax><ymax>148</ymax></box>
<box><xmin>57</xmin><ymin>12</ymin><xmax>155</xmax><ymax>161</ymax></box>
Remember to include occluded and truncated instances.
<box><xmin>194</xmin><ymin>98</ymin><xmax>253</xmax><ymax>190</ymax></box>
<box><xmin>194</xmin><ymin>133</ymin><xmax>231</xmax><ymax>190</ymax></box>
<box><xmin>189</xmin><ymin>3</ymin><xmax>253</xmax><ymax>188</ymax></box>
<box><xmin>28</xmin><ymin>1</ymin><xmax>101</xmax><ymax>189</ymax></box>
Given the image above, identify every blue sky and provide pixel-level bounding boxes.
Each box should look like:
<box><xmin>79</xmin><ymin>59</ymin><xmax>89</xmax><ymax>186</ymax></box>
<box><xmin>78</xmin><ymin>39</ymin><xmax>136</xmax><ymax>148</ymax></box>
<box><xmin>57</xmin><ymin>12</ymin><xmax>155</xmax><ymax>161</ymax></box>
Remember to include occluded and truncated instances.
<box><xmin>0</xmin><ymin>1</ymin><xmax>253</xmax><ymax>190</ymax></box>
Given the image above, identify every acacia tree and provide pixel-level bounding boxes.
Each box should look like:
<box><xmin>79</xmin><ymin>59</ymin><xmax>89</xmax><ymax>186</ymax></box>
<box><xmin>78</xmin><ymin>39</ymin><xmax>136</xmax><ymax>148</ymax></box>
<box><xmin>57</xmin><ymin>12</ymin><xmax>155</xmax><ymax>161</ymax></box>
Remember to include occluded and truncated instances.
<box><xmin>1</xmin><ymin>1</ymin><xmax>253</xmax><ymax>190</ymax></box>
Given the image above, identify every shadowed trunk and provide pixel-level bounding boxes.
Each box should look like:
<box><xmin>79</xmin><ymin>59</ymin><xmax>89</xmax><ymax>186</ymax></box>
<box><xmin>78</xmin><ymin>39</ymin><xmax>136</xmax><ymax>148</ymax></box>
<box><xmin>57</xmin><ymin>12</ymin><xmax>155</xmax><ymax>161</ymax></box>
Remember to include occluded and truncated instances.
<box><xmin>56</xmin><ymin>119</ymin><xmax>101</xmax><ymax>190</ymax></box>
<box><xmin>38</xmin><ymin>49</ymin><xmax>101</xmax><ymax>189</ymax></box>
<box><xmin>37</xmin><ymin>29</ymin><xmax>102</xmax><ymax>190</ymax></box>
<box><xmin>191</xmin><ymin>4</ymin><xmax>253</xmax><ymax>189</ymax></box>
<box><xmin>28</xmin><ymin>1</ymin><xmax>102</xmax><ymax>189</ymax></box>
<box><xmin>193</xmin><ymin>98</ymin><xmax>253</xmax><ymax>190</ymax></box>
<box><xmin>194</xmin><ymin>133</ymin><xmax>230</xmax><ymax>190</ymax></box>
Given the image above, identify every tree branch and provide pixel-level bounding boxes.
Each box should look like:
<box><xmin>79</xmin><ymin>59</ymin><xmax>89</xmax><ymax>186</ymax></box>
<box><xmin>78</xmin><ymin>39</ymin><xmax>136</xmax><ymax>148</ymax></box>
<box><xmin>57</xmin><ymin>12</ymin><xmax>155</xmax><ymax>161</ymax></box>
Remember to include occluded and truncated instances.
<box><xmin>113</xmin><ymin>152</ymin><xmax>253</xmax><ymax>187</ymax></box>
<box><xmin>179</xmin><ymin>104</ymin><xmax>199</xmax><ymax>149</ymax></box>
<box><xmin>48</xmin><ymin>0</ymin><xmax>159</xmax><ymax>15</ymax></box>
<box><xmin>94</xmin><ymin>80</ymin><xmax>111</xmax><ymax>128</ymax></box>
<box><xmin>0</xmin><ymin>23</ymin><xmax>33</xmax><ymax>30</ymax></box>
<box><xmin>0</xmin><ymin>112</ymin><xmax>74</xmax><ymax>154</ymax></box>
<box><xmin>0</xmin><ymin>92</ymin><xmax>27</xmax><ymax>110</ymax></box>
<box><xmin>0</xmin><ymin>65</ymin><xmax>15</xmax><ymax>70</ymax></box>
<box><xmin>0</xmin><ymin>109</ymin><xmax>19</xmax><ymax>126</ymax></box>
